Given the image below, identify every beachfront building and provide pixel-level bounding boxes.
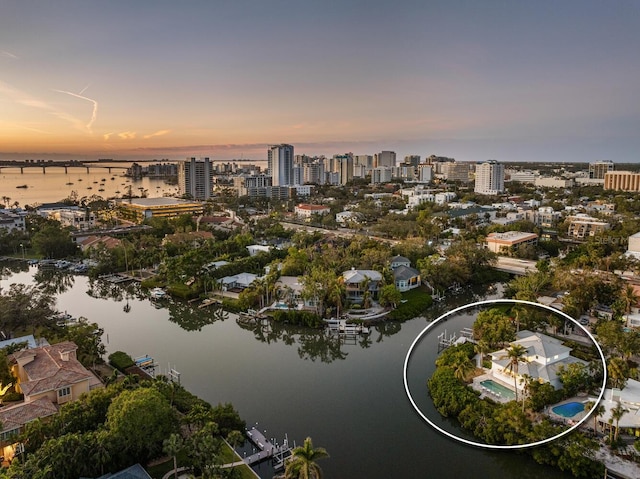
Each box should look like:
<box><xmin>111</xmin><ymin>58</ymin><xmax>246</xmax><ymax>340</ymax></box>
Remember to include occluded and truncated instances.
<box><xmin>489</xmin><ymin>331</ymin><xmax>588</xmax><ymax>394</ymax></box>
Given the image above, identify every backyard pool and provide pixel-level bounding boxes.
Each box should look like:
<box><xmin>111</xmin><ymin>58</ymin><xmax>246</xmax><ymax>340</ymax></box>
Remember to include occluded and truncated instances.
<box><xmin>480</xmin><ymin>379</ymin><xmax>516</xmax><ymax>400</ymax></box>
<box><xmin>552</xmin><ymin>401</ymin><xmax>585</xmax><ymax>418</ymax></box>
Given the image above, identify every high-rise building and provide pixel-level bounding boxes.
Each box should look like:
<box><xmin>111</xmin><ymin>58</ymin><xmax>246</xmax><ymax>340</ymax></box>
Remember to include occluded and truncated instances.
<box><xmin>589</xmin><ymin>160</ymin><xmax>614</xmax><ymax>179</ymax></box>
<box><xmin>374</xmin><ymin>151</ymin><xmax>396</xmax><ymax>168</ymax></box>
<box><xmin>442</xmin><ymin>162</ymin><xmax>471</xmax><ymax>182</ymax></box>
<box><xmin>404</xmin><ymin>155</ymin><xmax>421</xmax><ymax>167</ymax></box>
<box><xmin>267</xmin><ymin>144</ymin><xmax>294</xmax><ymax>186</ymax></box>
<box><xmin>474</xmin><ymin>160</ymin><xmax>504</xmax><ymax>195</ymax></box>
<box><xmin>178</xmin><ymin>157</ymin><xmax>213</xmax><ymax>200</ymax></box>
<box><xmin>337</xmin><ymin>155</ymin><xmax>353</xmax><ymax>185</ymax></box>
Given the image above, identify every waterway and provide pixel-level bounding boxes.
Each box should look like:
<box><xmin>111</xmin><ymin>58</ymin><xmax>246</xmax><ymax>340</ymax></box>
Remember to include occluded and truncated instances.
<box><xmin>0</xmin><ymin>264</ymin><xmax>573</xmax><ymax>479</ymax></box>
<box><xmin>0</xmin><ymin>164</ymin><xmax>178</xmax><ymax>206</ymax></box>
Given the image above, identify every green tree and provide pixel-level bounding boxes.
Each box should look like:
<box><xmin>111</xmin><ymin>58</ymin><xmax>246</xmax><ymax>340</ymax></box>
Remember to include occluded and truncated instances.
<box><xmin>284</xmin><ymin>436</ymin><xmax>329</xmax><ymax>479</ymax></box>
<box><xmin>611</xmin><ymin>402</ymin><xmax>628</xmax><ymax>442</ymax></box>
<box><xmin>31</xmin><ymin>222</ymin><xmax>78</xmax><ymax>259</ymax></box>
<box><xmin>378</xmin><ymin>284</ymin><xmax>402</xmax><ymax>308</ymax></box>
<box><xmin>163</xmin><ymin>433</ymin><xmax>184</xmax><ymax>479</ymax></box>
<box><xmin>106</xmin><ymin>387</ymin><xmax>178</xmax><ymax>465</ymax></box>
<box><xmin>473</xmin><ymin>308</ymin><xmax>516</xmax><ymax>347</ymax></box>
<box><xmin>501</xmin><ymin>344</ymin><xmax>528</xmax><ymax>402</ymax></box>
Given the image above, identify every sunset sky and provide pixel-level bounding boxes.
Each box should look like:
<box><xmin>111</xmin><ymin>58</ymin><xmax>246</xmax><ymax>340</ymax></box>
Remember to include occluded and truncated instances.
<box><xmin>1</xmin><ymin>0</ymin><xmax>640</xmax><ymax>162</ymax></box>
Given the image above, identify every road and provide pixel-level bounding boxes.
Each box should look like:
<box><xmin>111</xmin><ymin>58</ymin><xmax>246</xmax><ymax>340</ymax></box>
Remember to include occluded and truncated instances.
<box><xmin>494</xmin><ymin>256</ymin><xmax>538</xmax><ymax>276</ymax></box>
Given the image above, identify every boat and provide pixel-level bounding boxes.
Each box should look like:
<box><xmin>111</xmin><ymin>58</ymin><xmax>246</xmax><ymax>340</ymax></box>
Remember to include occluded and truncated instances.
<box><xmin>98</xmin><ymin>188</ymin><xmax>105</xmax><ymax>192</ymax></box>
<box><xmin>101</xmin><ymin>178</ymin><xmax>106</xmax><ymax>181</ymax></box>
<box><xmin>16</xmin><ymin>184</ymin><xmax>27</xmax><ymax>188</ymax></box>
<box><xmin>87</xmin><ymin>186</ymin><xmax>92</xmax><ymax>190</ymax></box>
<box><xmin>110</xmin><ymin>177</ymin><xmax>115</xmax><ymax>180</ymax></box>
<box><xmin>66</xmin><ymin>182</ymin><xmax>74</xmax><ymax>185</ymax></box>
<box><xmin>78</xmin><ymin>178</ymin><xmax>83</xmax><ymax>181</ymax></box>
<box><xmin>150</xmin><ymin>288</ymin><xmax>167</xmax><ymax>300</ymax></box>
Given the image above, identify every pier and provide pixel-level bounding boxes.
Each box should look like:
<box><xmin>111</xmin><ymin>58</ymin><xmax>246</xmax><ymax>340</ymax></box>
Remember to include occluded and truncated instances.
<box><xmin>437</xmin><ymin>327</ymin><xmax>474</xmax><ymax>353</ymax></box>
<box><xmin>243</xmin><ymin>426</ymin><xmax>292</xmax><ymax>470</ymax></box>
<box><xmin>324</xmin><ymin>319</ymin><xmax>370</xmax><ymax>337</ymax></box>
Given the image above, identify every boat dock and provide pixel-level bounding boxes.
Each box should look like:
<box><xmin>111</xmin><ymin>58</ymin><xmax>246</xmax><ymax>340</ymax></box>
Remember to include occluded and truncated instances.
<box><xmin>134</xmin><ymin>355</ymin><xmax>157</xmax><ymax>376</ymax></box>
<box><xmin>324</xmin><ymin>319</ymin><xmax>370</xmax><ymax>337</ymax></box>
<box><xmin>99</xmin><ymin>273</ymin><xmax>135</xmax><ymax>284</ymax></box>
<box><xmin>243</xmin><ymin>426</ymin><xmax>292</xmax><ymax>470</ymax></box>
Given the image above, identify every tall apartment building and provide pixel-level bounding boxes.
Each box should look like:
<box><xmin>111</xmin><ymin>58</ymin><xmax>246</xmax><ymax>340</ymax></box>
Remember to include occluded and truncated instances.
<box><xmin>355</xmin><ymin>155</ymin><xmax>374</xmax><ymax>169</ymax></box>
<box><xmin>442</xmin><ymin>162</ymin><xmax>471</xmax><ymax>182</ymax></box>
<box><xmin>589</xmin><ymin>160</ymin><xmax>614</xmax><ymax>179</ymax></box>
<box><xmin>374</xmin><ymin>151</ymin><xmax>396</xmax><ymax>168</ymax></box>
<box><xmin>178</xmin><ymin>157</ymin><xmax>213</xmax><ymax>200</ymax></box>
<box><xmin>371</xmin><ymin>167</ymin><xmax>393</xmax><ymax>184</ymax></box>
<box><xmin>474</xmin><ymin>160</ymin><xmax>504</xmax><ymax>195</ymax></box>
<box><xmin>403</xmin><ymin>155</ymin><xmax>421</xmax><ymax>167</ymax></box>
<box><xmin>336</xmin><ymin>154</ymin><xmax>354</xmax><ymax>185</ymax></box>
<box><xmin>604</xmin><ymin>171</ymin><xmax>640</xmax><ymax>192</ymax></box>
<box><xmin>303</xmin><ymin>162</ymin><xmax>325</xmax><ymax>184</ymax></box>
<box><xmin>268</xmin><ymin>144</ymin><xmax>294</xmax><ymax>186</ymax></box>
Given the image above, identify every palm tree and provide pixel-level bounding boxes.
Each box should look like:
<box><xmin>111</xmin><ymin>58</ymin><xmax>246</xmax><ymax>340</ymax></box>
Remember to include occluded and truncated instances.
<box><xmin>474</xmin><ymin>340</ymin><xmax>490</xmax><ymax>369</ymax></box>
<box><xmin>621</xmin><ymin>284</ymin><xmax>640</xmax><ymax>316</ymax></box>
<box><xmin>284</xmin><ymin>437</ymin><xmax>329</xmax><ymax>479</ymax></box>
<box><xmin>607</xmin><ymin>357</ymin><xmax>629</xmax><ymax>389</ymax></box>
<box><xmin>585</xmin><ymin>401</ymin><xmax>606</xmax><ymax>434</ymax></box>
<box><xmin>163</xmin><ymin>433</ymin><xmax>184</xmax><ymax>479</ymax></box>
<box><xmin>453</xmin><ymin>356</ymin><xmax>475</xmax><ymax>382</ymax></box>
<box><xmin>611</xmin><ymin>401</ymin><xmax>628</xmax><ymax>442</ymax></box>
<box><xmin>500</xmin><ymin>343</ymin><xmax>528</xmax><ymax>402</ymax></box>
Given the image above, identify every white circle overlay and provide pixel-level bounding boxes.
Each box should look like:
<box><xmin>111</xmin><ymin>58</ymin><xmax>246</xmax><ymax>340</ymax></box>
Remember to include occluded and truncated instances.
<box><xmin>403</xmin><ymin>299</ymin><xmax>608</xmax><ymax>449</ymax></box>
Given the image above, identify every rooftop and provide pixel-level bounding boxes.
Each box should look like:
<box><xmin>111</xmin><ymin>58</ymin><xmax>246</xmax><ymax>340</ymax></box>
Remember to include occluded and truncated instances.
<box><xmin>117</xmin><ymin>197</ymin><xmax>201</xmax><ymax>207</ymax></box>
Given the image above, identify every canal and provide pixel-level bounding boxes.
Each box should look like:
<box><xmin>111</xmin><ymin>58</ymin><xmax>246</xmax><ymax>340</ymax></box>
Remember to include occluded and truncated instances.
<box><xmin>0</xmin><ymin>264</ymin><xmax>573</xmax><ymax>479</ymax></box>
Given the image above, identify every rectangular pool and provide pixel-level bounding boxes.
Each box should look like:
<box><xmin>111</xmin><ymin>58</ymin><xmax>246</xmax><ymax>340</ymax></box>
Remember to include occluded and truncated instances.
<box><xmin>480</xmin><ymin>379</ymin><xmax>516</xmax><ymax>400</ymax></box>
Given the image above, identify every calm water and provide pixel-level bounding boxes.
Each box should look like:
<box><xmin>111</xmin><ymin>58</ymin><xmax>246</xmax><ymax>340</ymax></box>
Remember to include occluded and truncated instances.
<box><xmin>0</xmin><ymin>164</ymin><xmax>178</xmax><ymax>206</ymax></box>
<box><xmin>0</xmin><ymin>266</ymin><xmax>573</xmax><ymax>479</ymax></box>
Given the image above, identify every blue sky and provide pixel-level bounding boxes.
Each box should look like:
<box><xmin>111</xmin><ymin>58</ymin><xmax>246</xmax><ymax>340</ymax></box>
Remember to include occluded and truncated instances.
<box><xmin>1</xmin><ymin>0</ymin><xmax>639</xmax><ymax>162</ymax></box>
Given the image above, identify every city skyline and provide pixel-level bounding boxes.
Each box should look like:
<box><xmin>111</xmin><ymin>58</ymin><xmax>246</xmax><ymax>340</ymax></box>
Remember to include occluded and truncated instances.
<box><xmin>2</xmin><ymin>1</ymin><xmax>640</xmax><ymax>163</ymax></box>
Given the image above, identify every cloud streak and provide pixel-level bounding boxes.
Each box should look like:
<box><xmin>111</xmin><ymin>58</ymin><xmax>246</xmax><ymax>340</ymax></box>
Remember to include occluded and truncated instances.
<box><xmin>0</xmin><ymin>50</ymin><xmax>18</xmax><ymax>59</ymax></box>
<box><xmin>53</xmin><ymin>88</ymin><xmax>99</xmax><ymax>133</ymax></box>
<box><xmin>0</xmin><ymin>80</ymin><xmax>88</xmax><ymax>132</ymax></box>
<box><xmin>144</xmin><ymin>129</ymin><xmax>171</xmax><ymax>139</ymax></box>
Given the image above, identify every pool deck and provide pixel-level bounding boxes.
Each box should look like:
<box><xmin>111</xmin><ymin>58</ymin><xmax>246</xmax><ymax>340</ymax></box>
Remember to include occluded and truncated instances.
<box><xmin>471</xmin><ymin>373</ymin><xmax>518</xmax><ymax>404</ymax></box>
<box><xmin>546</xmin><ymin>397</ymin><xmax>590</xmax><ymax>424</ymax></box>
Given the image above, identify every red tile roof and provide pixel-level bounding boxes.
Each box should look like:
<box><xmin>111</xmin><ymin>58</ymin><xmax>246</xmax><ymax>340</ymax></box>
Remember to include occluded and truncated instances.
<box><xmin>0</xmin><ymin>398</ymin><xmax>58</xmax><ymax>433</ymax></box>
<box><xmin>9</xmin><ymin>341</ymin><xmax>94</xmax><ymax>398</ymax></box>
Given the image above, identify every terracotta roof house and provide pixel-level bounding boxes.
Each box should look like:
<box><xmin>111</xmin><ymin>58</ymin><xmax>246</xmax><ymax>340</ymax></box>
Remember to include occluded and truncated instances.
<box><xmin>9</xmin><ymin>341</ymin><xmax>101</xmax><ymax>405</ymax></box>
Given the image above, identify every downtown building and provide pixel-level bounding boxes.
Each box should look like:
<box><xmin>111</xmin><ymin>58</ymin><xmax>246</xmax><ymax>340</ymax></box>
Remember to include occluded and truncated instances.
<box><xmin>268</xmin><ymin>144</ymin><xmax>294</xmax><ymax>186</ymax></box>
<box><xmin>178</xmin><ymin>157</ymin><xmax>213</xmax><ymax>200</ymax></box>
<box><xmin>604</xmin><ymin>171</ymin><xmax>640</xmax><ymax>192</ymax></box>
<box><xmin>589</xmin><ymin>160</ymin><xmax>614</xmax><ymax>179</ymax></box>
<box><xmin>474</xmin><ymin>160</ymin><xmax>504</xmax><ymax>195</ymax></box>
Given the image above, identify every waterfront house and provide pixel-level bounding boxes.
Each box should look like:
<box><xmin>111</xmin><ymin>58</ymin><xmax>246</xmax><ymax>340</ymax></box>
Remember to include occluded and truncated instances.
<box><xmin>218</xmin><ymin>272</ymin><xmax>259</xmax><ymax>291</ymax></box>
<box><xmin>8</xmin><ymin>341</ymin><xmax>102</xmax><ymax>405</ymax></box>
<box><xmin>1</xmin><ymin>341</ymin><xmax>102</xmax><ymax>463</ymax></box>
<box><xmin>489</xmin><ymin>331</ymin><xmax>587</xmax><ymax>393</ymax></box>
<box><xmin>342</xmin><ymin>269</ymin><xmax>382</xmax><ymax>303</ymax></box>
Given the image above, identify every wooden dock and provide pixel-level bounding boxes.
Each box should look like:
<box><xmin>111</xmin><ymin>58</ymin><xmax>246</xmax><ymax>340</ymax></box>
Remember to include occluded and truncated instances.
<box><xmin>243</xmin><ymin>427</ymin><xmax>292</xmax><ymax>470</ymax></box>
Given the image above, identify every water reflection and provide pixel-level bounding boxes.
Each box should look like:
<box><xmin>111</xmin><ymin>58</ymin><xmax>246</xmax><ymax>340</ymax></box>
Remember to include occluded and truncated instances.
<box><xmin>0</xmin><ymin>260</ymin><xmax>29</xmax><ymax>280</ymax></box>
<box><xmin>33</xmin><ymin>268</ymin><xmax>76</xmax><ymax>294</ymax></box>
<box><xmin>165</xmin><ymin>300</ymin><xmax>228</xmax><ymax>332</ymax></box>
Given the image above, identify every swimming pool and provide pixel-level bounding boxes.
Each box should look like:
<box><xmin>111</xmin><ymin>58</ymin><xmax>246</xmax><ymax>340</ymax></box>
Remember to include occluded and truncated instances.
<box><xmin>552</xmin><ymin>401</ymin><xmax>585</xmax><ymax>418</ymax></box>
<box><xmin>480</xmin><ymin>379</ymin><xmax>516</xmax><ymax>400</ymax></box>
